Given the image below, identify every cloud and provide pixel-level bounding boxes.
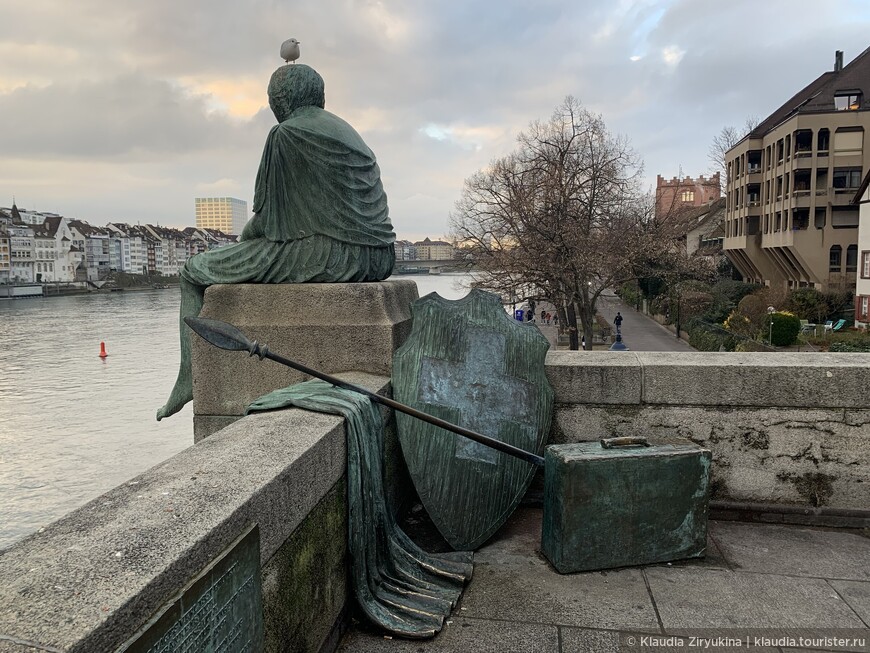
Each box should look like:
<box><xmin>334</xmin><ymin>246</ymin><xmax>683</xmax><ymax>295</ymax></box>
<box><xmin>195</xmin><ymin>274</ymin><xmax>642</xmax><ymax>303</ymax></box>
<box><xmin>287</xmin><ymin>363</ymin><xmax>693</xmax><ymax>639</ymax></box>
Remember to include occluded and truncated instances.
<box><xmin>661</xmin><ymin>45</ymin><xmax>685</xmax><ymax>67</ymax></box>
<box><xmin>0</xmin><ymin>74</ymin><xmax>271</xmax><ymax>159</ymax></box>
<box><xmin>1</xmin><ymin>0</ymin><xmax>870</xmax><ymax>239</ymax></box>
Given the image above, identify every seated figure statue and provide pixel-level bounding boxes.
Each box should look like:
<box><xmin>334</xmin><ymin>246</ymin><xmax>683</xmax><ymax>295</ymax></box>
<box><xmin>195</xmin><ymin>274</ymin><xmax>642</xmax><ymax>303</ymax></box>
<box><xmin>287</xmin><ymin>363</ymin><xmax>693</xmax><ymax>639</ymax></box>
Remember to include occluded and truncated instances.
<box><xmin>157</xmin><ymin>63</ymin><xmax>395</xmax><ymax>420</ymax></box>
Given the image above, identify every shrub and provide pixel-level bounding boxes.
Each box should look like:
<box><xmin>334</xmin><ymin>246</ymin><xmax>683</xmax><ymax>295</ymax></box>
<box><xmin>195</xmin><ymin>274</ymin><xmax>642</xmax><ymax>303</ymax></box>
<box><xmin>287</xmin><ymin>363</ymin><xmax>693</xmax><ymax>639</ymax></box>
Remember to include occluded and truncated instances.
<box><xmin>689</xmin><ymin>330</ymin><xmax>720</xmax><ymax>351</ymax></box>
<box><xmin>680</xmin><ymin>291</ymin><xmax>713</xmax><ymax>322</ymax></box>
<box><xmin>784</xmin><ymin>287</ymin><xmax>829</xmax><ymax>323</ymax></box>
<box><xmin>723</xmin><ymin>310</ymin><xmax>754</xmax><ymax>338</ymax></box>
<box><xmin>617</xmin><ymin>282</ymin><xmax>640</xmax><ymax>308</ymax></box>
<box><xmin>822</xmin><ymin>331</ymin><xmax>870</xmax><ymax>352</ymax></box>
<box><xmin>829</xmin><ymin>341</ymin><xmax>870</xmax><ymax>352</ymax></box>
<box><xmin>769</xmin><ymin>311</ymin><xmax>801</xmax><ymax>346</ymax></box>
<box><xmin>735</xmin><ymin>340</ymin><xmax>773</xmax><ymax>352</ymax></box>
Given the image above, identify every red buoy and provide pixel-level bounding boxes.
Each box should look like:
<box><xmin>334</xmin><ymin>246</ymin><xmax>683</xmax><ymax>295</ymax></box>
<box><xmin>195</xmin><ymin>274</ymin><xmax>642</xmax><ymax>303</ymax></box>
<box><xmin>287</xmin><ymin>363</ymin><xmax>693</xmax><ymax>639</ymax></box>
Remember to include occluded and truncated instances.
<box><xmin>99</xmin><ymin>342</ymin><xmax>108</xmax><ymax>358</ymax></box>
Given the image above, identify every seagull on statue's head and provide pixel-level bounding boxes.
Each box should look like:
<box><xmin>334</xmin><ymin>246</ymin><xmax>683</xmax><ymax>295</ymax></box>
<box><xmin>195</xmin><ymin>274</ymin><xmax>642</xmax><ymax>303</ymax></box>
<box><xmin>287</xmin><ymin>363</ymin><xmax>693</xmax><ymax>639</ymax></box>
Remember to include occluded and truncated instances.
<box><xmin>280</xmin><ymin>38</ymin><xmax>301</xmax><ymax>64</ymax></box>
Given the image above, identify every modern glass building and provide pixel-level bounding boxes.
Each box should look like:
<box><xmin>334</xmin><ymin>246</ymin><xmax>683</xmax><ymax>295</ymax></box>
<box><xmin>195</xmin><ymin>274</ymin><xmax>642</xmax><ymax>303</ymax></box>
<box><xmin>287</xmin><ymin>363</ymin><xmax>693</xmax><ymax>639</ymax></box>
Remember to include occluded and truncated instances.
<box><xmin>194</xmin><ymin>197</ymin><xmax>248</xmax><ymax>236</ymax></box>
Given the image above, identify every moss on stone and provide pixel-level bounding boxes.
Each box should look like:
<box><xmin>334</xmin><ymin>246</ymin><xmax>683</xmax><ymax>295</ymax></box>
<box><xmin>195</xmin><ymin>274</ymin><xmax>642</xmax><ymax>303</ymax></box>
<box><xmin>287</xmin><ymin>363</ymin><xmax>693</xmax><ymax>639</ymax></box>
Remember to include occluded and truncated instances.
<box><xmin>261</xmin><ymin>479</ymin><xmax>348</xmax><ymax>653</ymax></box>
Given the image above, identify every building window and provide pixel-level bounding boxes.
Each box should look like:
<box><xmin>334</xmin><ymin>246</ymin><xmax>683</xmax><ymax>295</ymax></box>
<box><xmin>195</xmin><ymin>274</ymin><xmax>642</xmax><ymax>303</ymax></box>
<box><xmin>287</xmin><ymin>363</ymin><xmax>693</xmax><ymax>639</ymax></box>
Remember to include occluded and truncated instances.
<box><xmin>863</xmin><ymin>296</ymin><xmax>869</xmax><ymax>319</ymax></box>
<box><xmin>829</xmin><ymin>245</ymin><xmax>842</xmax><ymax>272</ymax></box>
<box><xmin>846</xmin><ymin>244</ymin><xmax>858</xmax><ymax>273</ymax></box>
<box><xmin>832</xmin><ymin>168</ymin><xmax>862</xmax><ymax>190</ymax></box>
<box><xmin>680</xmin><ymin>190</ymin><xmax>694</xmax><ymax>202</ymax></box>
<box><xmin>818</xmin><ymin>129</ymin><xmax>830</xmax><ymax>152</ymax></box>
<box><xmin>834</xmin><ymin>93</ymin><xmax>862</xmax><ymax>111</ymax></box>
<box><xmin>862</xmin><ymin>251</ymin><xmax>870</xmax><ymax>278</ymax></box>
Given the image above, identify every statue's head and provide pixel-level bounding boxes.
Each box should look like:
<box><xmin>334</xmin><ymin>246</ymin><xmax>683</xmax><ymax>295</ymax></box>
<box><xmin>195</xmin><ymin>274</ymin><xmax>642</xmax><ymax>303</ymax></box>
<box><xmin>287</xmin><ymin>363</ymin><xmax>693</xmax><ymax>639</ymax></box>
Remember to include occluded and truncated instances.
<box><xmin>268</xmin><ymin>64</ymin><xmax>325</xmax><ymax>121</ymax></box>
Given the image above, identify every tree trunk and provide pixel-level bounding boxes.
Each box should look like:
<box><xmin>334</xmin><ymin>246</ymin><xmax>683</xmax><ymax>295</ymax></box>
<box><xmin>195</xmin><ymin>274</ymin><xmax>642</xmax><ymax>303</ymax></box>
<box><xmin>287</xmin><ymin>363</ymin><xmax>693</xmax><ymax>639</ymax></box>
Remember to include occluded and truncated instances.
<box><xmin>578</xmin><ymin>302</ymin><xmax>595</xmax><ymax>351</ymax></box>
<box><xmin>566</xmin><ymin>302</ymin><xmax>579</xmax><ymax>350</ymax></box>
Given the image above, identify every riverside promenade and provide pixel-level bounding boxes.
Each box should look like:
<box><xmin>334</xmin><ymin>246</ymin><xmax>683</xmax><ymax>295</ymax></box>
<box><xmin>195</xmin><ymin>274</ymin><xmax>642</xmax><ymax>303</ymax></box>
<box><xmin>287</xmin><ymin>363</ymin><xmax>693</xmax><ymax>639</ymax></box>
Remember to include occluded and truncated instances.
<box><xmin>535</xmin><ymin>293</ymin><xmax>695</xmax><ymax>352</ymax></box>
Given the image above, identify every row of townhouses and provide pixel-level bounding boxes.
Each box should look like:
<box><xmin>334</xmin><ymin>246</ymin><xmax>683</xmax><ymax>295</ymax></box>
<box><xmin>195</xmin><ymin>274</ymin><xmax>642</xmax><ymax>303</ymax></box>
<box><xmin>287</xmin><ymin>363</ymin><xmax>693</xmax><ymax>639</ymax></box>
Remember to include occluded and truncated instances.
<box><xmin>395</xmin><ymin>237</ymin><xmax>455</xmax><ymax>261</ymax></box>
<box><xmin>0</xmin><ymin>204</ymin><xmax>236</xmax><ymax>284</ymax></box>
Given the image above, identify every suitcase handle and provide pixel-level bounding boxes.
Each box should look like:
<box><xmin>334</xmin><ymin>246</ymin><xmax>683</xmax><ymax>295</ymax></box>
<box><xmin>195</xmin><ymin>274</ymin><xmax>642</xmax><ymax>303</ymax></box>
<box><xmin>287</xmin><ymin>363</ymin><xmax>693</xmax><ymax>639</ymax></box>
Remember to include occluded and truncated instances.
<box><xmin>600</xmin><ymin>436</ymin><xmax>650</xmax><ymax>449</ymax></box>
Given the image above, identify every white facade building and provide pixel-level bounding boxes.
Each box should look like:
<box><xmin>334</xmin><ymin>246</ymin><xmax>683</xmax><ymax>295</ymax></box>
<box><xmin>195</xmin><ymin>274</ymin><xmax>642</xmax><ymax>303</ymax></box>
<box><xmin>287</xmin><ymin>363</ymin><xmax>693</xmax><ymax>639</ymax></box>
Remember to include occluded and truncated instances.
<box><xmin>8</xmin><ymin>223</ymin><xmax>35</xmax><ymax>283</ymax></box>
<box><xmin>852</xmin><ymin>173</ymin><xmax>870</xmax><ymax>327</ymax></box>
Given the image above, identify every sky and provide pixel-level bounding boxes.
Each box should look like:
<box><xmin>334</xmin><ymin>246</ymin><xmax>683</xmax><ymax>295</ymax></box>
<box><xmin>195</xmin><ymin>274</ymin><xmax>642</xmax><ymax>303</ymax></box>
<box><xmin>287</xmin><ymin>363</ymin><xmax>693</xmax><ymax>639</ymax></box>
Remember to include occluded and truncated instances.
<box><xmin>1</xmin><ymin>1</ymin><xmax>869</xmax><ymax>242</ymax></box>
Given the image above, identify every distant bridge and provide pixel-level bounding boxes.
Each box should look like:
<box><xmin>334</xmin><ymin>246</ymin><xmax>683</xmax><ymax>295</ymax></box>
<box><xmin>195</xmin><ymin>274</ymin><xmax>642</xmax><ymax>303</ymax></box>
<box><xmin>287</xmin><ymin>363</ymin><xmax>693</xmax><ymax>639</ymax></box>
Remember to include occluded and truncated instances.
<box><xmin>393</xmin><ymin>258</ymin><xmax>476</xmax><ymax>272</ymax></box>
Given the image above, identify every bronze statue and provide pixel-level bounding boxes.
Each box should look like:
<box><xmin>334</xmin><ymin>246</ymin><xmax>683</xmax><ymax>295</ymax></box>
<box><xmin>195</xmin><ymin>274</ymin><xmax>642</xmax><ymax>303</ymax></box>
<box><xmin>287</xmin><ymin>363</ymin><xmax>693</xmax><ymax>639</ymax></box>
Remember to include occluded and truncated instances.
<box><xmin>157</xmin><ymin>63</ymin><xmax>395</xmax><ymax>420</ymax></box>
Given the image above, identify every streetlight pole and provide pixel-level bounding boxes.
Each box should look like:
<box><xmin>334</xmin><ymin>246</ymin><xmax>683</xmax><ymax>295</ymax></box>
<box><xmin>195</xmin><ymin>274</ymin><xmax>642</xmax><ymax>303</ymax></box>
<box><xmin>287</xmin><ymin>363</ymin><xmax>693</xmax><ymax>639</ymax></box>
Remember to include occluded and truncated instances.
<box><xmin>767</xmin><ymin>306</ymin><xmax>775</xmax><ymax>345</ymax></box>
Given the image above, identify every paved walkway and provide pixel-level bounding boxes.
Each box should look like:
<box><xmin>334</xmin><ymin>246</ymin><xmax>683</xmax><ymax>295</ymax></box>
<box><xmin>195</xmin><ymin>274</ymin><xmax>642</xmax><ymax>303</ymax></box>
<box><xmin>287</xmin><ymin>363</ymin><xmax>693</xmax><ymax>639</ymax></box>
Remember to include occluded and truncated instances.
<box><xmin>532</xmin><ymin>295</ymin><xmax>695</xmax><ymax>352</ymax></box>
<box><xmin>340</xmin><ymin>507</ymin><xmax>870</xmax><ymax>652</ymax></box>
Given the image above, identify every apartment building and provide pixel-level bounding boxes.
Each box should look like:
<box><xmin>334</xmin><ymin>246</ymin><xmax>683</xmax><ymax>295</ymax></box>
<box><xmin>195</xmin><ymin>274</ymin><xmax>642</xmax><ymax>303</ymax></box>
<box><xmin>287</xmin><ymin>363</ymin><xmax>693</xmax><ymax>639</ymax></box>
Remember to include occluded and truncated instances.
<box><xmin>195</xmin><ymin>197</ymin><xmax>248</xmax><ymax>236</ymax></box>
<box><xmin>413</xmin><ymin>237</ymin><xmax>454</xmax><ymax>260</ymax></box>
<box><xmin>723</xmin><ymin>48</ymin><xmax>870</xmax><ymax>292</ymax></box>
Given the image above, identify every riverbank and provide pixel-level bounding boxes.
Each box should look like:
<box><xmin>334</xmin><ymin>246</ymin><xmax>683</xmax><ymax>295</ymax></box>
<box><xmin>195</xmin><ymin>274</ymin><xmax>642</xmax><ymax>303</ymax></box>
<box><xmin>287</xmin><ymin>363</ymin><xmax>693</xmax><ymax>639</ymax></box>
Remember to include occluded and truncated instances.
<box><xmin>1</xmin><ymin>283</ymin><xmax>180</xmax><ymax>299</ymax></box>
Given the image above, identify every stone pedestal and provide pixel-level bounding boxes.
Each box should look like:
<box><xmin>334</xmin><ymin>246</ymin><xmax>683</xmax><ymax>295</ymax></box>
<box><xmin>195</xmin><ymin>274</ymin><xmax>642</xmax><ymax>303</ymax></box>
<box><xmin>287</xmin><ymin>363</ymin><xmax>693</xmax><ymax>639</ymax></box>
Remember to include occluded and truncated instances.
<box><xmin>192</xmin><ymin>280</ymin><xmax>418</xmax><ymax>440</ymax></box>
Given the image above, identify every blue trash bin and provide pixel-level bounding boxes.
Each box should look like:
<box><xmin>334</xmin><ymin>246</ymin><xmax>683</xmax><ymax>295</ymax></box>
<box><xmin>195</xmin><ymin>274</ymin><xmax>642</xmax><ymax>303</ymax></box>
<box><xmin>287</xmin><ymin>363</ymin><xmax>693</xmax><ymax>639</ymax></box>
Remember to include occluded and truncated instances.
<box><xmin>514</xmin><ymin>309</ymin><xmax>524</xmax><ymax>322</ymax></box>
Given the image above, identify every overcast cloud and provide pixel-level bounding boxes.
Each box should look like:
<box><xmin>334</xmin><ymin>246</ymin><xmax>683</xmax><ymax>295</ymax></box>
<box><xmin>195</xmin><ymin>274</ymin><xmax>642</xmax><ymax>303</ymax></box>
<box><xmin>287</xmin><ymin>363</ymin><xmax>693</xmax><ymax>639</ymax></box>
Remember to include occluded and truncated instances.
<box><xmin>1</xmin><ymin>0</ymin><xmax>869</xmax><ymax>240</ymax></box>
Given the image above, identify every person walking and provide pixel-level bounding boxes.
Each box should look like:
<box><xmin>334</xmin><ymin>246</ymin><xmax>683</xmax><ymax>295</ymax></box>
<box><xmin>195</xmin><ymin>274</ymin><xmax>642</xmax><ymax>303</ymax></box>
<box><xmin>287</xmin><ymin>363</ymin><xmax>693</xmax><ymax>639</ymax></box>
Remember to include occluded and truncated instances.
<box><xmin>614</xmin><ymin>312</ymin><xmax>623</xmax><ymax>334</ymax></box>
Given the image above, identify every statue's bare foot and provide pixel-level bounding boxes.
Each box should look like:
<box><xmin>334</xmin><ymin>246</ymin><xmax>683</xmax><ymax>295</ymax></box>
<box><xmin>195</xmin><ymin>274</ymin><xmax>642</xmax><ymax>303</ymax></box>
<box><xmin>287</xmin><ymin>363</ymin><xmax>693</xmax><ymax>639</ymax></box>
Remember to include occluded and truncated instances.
<box><xmin>156</xmin><ymin>386</ymin><xmax>193</xmax><ymax>421</ymax></box>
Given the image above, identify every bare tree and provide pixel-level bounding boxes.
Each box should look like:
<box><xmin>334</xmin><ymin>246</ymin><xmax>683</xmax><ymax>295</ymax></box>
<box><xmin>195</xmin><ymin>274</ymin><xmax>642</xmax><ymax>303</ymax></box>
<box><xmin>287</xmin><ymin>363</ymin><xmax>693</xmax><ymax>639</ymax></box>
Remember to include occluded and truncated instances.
<box><xmin>450</xmin><ymin>97</ymin><xmax>659</xmax><ymax>350</ymax></box>
<box><xmin>708</xmin><ymin>117</ymin><xmax>759</xmax><ymax>193</ymax></box>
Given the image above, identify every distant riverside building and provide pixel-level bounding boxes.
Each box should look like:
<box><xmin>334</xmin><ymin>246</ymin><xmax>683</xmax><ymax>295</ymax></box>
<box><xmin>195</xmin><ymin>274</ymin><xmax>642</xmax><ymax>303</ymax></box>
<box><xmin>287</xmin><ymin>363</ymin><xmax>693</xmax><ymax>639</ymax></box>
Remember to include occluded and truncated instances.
<box><xmin>413</xmin><ymin>237</ymin><xmax>454</xmax><ymax>260</ymax></box>
<box><xmin>2</xmin><ymin>199</ymin><xmax>238</xmax><ymax>282</ymax></box>
<box><xmin>195</xmin><ymin>197</ymin><xmax>248</xmax><ymax>236</ymax></box>
<box><xmin>0</xmin><ymin>224</ymin><xmax>10</xmax><ymax>284</ymax></box>
<box><xmin>723</xmin><ymin>48</ymin><xmax>870</xmax><ymax>293</ymax></box>
<box><xmin>655</xmin><ymin>173</ymin><xmax>720</xmax><ymax>219</ymax></box>
<box><xmin>394</xmin><ymin>240</ymin><xmax>417</xmax><ymax>261</ymax></box>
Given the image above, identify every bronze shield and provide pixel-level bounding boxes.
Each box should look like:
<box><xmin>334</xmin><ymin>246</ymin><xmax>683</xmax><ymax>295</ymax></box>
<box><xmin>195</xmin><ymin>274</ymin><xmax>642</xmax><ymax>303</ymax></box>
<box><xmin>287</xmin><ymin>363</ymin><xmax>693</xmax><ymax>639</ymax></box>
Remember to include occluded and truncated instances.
<box><xmin>393</xmin><ymin>289</ymin><xmax>553</xmax><ymax>550</ymax></box>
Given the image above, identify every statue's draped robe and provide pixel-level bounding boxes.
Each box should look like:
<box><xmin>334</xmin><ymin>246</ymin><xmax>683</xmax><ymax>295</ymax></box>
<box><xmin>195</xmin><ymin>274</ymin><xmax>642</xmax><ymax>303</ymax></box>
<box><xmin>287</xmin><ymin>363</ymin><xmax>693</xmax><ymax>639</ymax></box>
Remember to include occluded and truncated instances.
<box><xmin>157</xmin><ymin>106</ymin><xmax>395</xmax><ymax>420</ymax></box>
<box><xmin>185</xmin><ymin>105</ymin><xmax>395</xmax><ymax>286</ymax></box>
<box><xmin>247</xmin><ymin>381</ymin><xmax>473</xmax><ymax>638</ymax></box>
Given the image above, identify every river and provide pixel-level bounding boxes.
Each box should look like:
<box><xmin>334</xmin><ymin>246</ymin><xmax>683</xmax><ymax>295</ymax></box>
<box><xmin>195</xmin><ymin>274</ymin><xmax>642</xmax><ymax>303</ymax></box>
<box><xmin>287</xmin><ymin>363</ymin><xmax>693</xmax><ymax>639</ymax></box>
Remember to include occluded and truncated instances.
<box><xmin>0</xmin><ymin>273</ymin><xmax>475</xmax><ymax>550</ymax></box>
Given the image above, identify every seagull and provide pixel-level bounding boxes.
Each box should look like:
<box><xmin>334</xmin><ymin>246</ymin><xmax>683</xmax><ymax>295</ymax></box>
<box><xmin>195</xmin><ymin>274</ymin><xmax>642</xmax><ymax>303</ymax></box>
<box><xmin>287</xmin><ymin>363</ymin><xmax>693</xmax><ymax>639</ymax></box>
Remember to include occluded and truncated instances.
<box><xmin>280</xmin><ymin>38</ymin><xmax>301</xmax><ymax>64</ymax></box>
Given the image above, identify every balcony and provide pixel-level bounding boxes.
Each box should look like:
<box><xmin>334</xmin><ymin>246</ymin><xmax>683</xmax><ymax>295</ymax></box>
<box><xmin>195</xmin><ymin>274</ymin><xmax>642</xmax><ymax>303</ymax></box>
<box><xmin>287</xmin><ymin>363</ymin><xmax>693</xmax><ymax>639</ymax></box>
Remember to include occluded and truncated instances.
<box><xmin>792</xmin><ymin>190</ymin><xmax>812</xmax><ymax>209</ymax></box>
<box><xmin>832</xmin><ymin>188</ymin><xmax>860</xmax><ymax>206</ymax></box>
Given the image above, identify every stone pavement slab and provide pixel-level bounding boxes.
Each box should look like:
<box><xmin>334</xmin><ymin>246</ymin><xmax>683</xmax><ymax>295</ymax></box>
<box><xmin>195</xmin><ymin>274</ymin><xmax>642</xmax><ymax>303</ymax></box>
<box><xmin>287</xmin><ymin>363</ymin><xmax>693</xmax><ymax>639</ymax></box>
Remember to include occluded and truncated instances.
<box><xmin>460</xmin><ymin>560</ymin><xmax>659</xmax><ymax>631</ymax></box>
<box><xmin>341</xmin><ymin>507</ymin><xmax>870</xmax><ymax>652</ymax></box>
<box><xmin>466</xmin><ymin>507</ymin><xmax>659</xmax><ymax>630</ymax></box>
<box><xmin>559</xmin><ymin>627</ymin><xmax>622</xmax><ymax>652</ymax></box>
<box><xmin>710</xmin><ymin>521</ymin><xmax>870</xmax><ymax>580</ymax></box>
<box><xmin>337</xmin><ymin>617</ymin><xmax>559</xmax><ymax>652</ymax></box>
<box><xmin>830</xmin><ymin>581</ymin><xmax>870</xmax><ymax>626</ymax></box>
<box><xmin>645</xmin><ymin>567</ymin><xmax>867</xmax><ymax>630</ymax></box>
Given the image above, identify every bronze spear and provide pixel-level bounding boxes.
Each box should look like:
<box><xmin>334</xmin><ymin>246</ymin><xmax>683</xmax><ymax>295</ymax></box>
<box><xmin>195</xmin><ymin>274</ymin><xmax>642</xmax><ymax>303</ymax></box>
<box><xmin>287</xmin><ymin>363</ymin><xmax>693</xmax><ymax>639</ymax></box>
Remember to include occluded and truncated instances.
<box><xmin>185</xmin><ymin>317</ymin><xmax>546</xmax><ymax>467</ymax></box>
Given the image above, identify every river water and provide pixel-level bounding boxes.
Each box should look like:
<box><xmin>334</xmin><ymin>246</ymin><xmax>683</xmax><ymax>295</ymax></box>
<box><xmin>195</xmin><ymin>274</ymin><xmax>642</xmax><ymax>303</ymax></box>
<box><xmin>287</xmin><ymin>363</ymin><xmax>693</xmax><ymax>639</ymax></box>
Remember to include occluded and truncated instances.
<box><xmin>0</xmin><ymin>273</ymin><xmax>475</xmax><ymax>550</ymax></box>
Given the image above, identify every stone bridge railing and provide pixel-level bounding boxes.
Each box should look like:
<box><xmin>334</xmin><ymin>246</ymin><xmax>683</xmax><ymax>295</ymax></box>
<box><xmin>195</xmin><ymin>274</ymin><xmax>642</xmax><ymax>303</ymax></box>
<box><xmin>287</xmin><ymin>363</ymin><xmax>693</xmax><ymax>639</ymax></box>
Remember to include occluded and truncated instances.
<box><xmin>1</xmin><ymin>282</ymin><xmax>867</xmax><ymax>652</ymax></box>
<box><xmin>545</xmin><ymin>351</ymin><xmax>870</xmax><ymax>514</ymax></box>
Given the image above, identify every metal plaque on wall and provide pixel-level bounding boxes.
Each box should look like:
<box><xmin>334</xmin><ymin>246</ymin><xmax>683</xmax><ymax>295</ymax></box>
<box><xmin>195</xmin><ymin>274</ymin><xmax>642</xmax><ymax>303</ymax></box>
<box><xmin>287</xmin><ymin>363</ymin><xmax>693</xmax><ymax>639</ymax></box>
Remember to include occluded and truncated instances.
<box><xmin>117</xmin><ymin>524</ymin><xmax>263</xmax><ymax>653</ymax></box>
<box><xmin>393</xmin><ymin>289</ymin><xmax>553</xmax><ymax>550</ymax></box>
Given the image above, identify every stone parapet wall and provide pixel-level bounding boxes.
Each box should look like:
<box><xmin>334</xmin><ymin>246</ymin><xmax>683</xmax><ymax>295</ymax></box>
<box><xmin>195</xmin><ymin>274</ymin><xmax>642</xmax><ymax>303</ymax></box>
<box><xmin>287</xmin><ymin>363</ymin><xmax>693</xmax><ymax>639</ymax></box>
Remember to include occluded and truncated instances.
<box><xmin>2</xmin><ymin>347</ymin><xmax>868</xmax><ymax>653</ymax></box>
<box><xmin>0</xmin><ymin>372</ymin><xmax>390</xmax><ymax>653</ymax></box>
<box><xmin>545</xmin><ymin>352</ymin><xmax>870</xmax><ymax>510</ymax></box>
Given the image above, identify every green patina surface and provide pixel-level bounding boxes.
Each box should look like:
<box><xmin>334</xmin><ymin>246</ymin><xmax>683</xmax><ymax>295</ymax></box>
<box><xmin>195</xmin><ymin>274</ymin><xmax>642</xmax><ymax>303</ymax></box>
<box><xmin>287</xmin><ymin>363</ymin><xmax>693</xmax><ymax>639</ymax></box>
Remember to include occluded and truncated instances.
<box><xmin>542</xmin><ymin>438</ymin><xmax>711</xmax><ymax>573</ymax></box>
<box><xmin>261</xmin><ymin>479</ymin><xmax>348</xmax><ymax>653</ymax></box>
<box><xmin>393</xmin><ymin>289</ymin><xmax>553</xmax><ymax>551</ymax></box>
